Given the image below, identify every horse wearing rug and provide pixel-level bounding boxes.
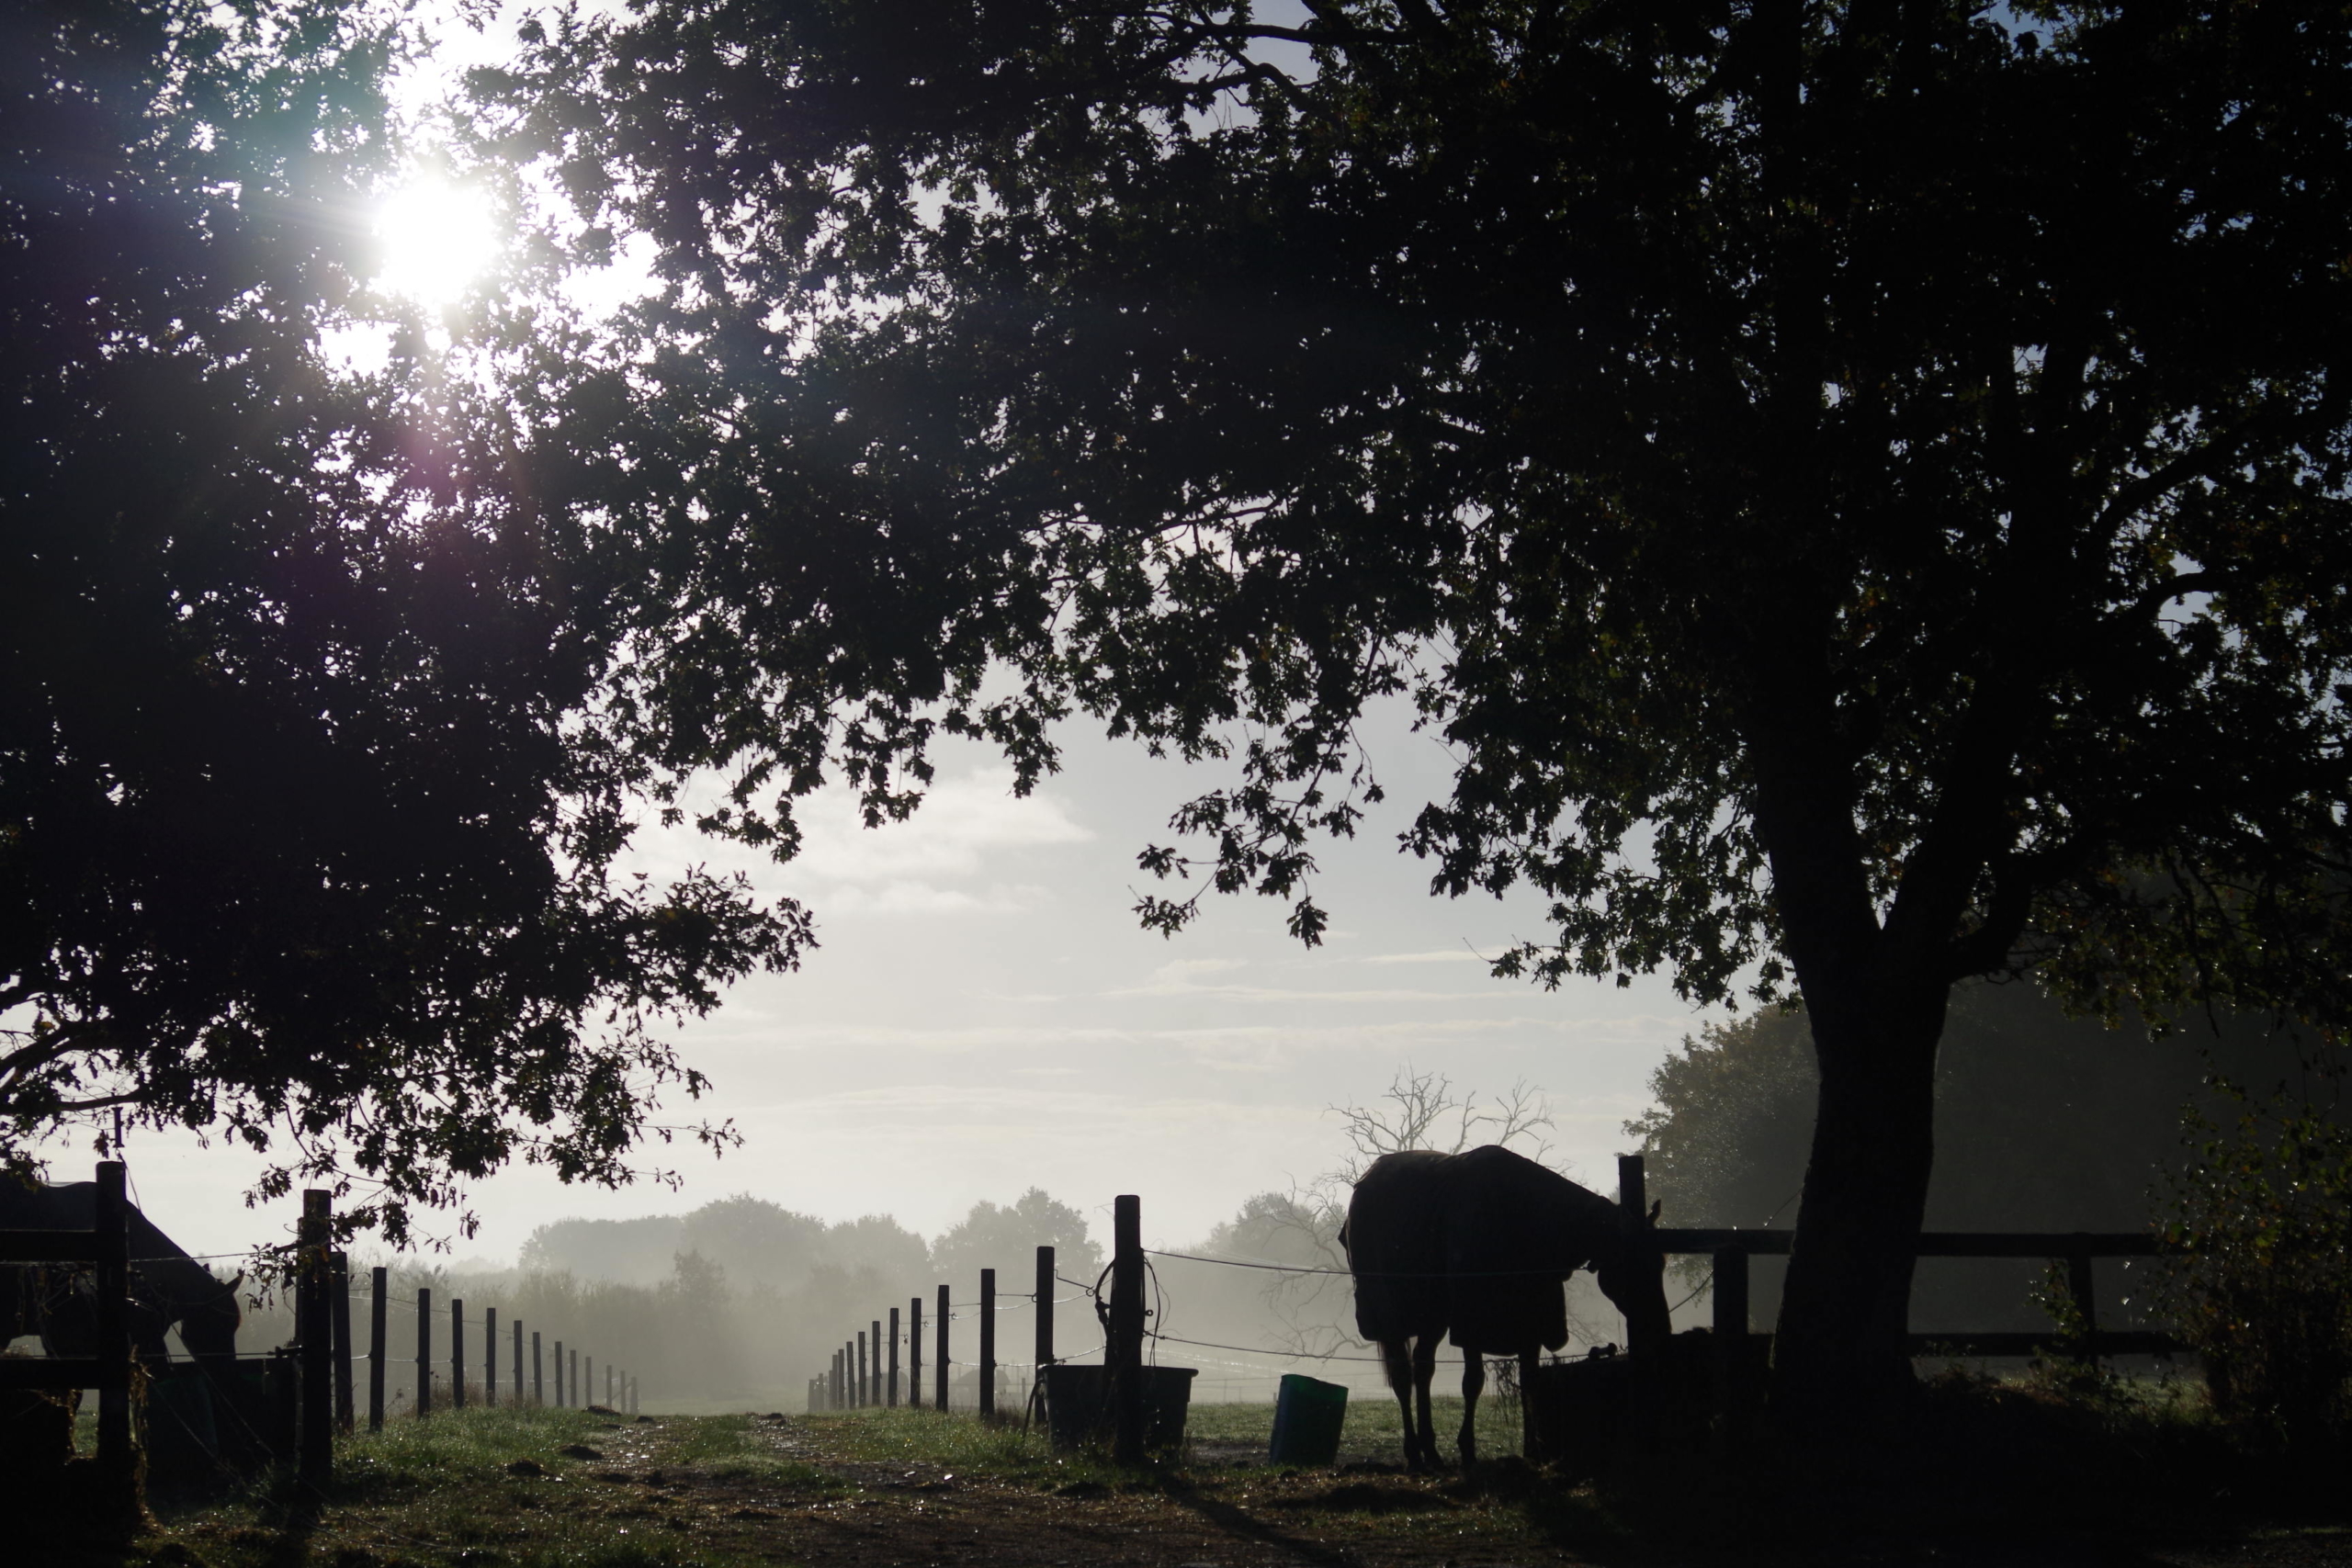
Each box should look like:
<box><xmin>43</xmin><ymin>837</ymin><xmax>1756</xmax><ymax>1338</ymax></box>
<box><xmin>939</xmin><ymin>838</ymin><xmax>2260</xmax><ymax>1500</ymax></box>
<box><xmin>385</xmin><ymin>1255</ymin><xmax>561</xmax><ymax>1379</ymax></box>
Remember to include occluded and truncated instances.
<box><xmin>1342</xmin><ymin>1145</ymin><xmax>1670</xmax><ymax>1471</ymax></box>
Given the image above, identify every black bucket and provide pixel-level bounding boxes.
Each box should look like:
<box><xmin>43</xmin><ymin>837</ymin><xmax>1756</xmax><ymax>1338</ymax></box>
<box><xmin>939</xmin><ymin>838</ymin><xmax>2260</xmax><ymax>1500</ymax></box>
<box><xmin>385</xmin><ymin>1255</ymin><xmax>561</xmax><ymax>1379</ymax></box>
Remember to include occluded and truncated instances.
<box><xmin>1041</xmin><ymin>1364</ymin><xmax>1197</xmax><ymax>1452</ymax></box>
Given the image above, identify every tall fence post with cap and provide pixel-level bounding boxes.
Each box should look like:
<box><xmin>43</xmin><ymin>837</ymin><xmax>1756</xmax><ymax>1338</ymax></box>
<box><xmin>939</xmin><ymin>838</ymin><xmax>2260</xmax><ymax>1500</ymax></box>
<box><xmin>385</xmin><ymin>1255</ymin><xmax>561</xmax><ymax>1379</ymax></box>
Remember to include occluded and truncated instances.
<box><xmin>1617</xmin><ymin>1154</ymin><xmax>1666</xmax><ymax>1356</ymax></box>
<box><xmin>888</xmin><ymin>1307</ymin><xmax>900</xmax><ymax>1406</ymax></box>
<box><xmin>331</xmin><ymin>1249</ymin><xmax>356</xmax><ymax>1434</ymax></box>
<box><xmin>934</xmin><ymin>1284</ymin><xmax>949</xmax><ymax>1411</ymax></box>
<box><xmin>299</xmin><ymin>1190</ymin><xmax>333</xmax><ymax>1489</ymax></box>
<box><xmin>368</xmin><ymin>1266</ymin><xmax>388</xmax><ymax>1432</ymax></box>
<box><xmin>978</xmin><ymin>1269</ymin><xmax>997</xmax><ymax>1419</ymax></box>
<box><xmin>1109</xmin><ymin>1194</ymin><xmax>1144</xmax><ymax>1463</ymax></box>
<box><xmin>92</xmin><ymin>1161</ymin><xmax>131</xmax><ymax>1494</ymax></box>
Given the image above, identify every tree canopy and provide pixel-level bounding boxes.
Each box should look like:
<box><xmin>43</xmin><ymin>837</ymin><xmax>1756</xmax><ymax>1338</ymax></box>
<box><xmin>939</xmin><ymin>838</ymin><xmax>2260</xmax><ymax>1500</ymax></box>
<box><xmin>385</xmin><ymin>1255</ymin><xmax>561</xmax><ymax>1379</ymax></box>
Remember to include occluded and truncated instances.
<box><xmin>482</xmin><ymin>0</ymin><xmax>2352</xmax><ymax>1418</ymax></box>
<box><xmin>1</xmin><ymin>0</ymin><xmax>805</xmax><ymax>1239</ymax></box>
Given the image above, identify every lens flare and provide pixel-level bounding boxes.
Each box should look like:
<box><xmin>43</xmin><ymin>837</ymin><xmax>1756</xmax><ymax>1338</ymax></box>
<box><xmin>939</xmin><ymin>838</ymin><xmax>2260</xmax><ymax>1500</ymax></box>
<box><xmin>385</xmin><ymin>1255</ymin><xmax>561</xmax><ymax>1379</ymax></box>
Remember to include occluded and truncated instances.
<box><xmin>373</xmin><ymin>179</ymin><xmax>500</xmax><ymax>308</ymax></box>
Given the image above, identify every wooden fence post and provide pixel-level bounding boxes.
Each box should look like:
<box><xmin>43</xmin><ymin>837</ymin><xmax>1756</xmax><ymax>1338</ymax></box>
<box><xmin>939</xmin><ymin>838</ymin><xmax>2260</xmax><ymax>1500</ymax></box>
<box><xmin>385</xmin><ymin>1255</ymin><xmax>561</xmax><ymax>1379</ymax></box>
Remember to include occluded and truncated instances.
<box><xmin>1618</xmin><ymin>1152</ymin><xmax>1646</xmax><ymax>1221</ymax></box>
<box><xmin>417</xmin><ymin>1286</ymin><xmax>433</xmax><ymax>1417</ymax></box>
<box><xmin>909</xmin><ymin>1296</ymin><xmax>924</xmax><ymax>1410</ymax></box>
<box><xmin>570</xmin><ymin>1348</ymin><xmax>579</xmax><ymax>1409</ymax></box>
<box><xmin>532</xmin><ymin>1330</ymin><xmax>543</xmax><ymax>1405</ymax></box>
<box><xmin>485</xmin><ymin>1307</ymin><xmax>498</xmax><ymax>1409</ymax></box>
<box><xmin>2068</xmin><ymin>1240</ymin><xmax>2099</xmax><ymax>1365</ymax></box>
<box><xmin>1035</xmin><ymin>1245</ymin><xmax>1055</xmax><ymax>1377</ymax></box>
<box><xmin>93</xmin><ymin>1161</ymin><xmax>131</xmax><ymax>1492</ymax></box>
<box><xmin>870</xmin><ymin>1320</ymin><xmax>881</xmax><ymax>1404</ymax></box>
<box><xmin>978</xmin><ymin>1269</ymin><xmax>997</xmax><ymax>1419</ymax></box>
<box><xmin>1712</xmin><ymin>1243</ymin><xmax>1751</xmax><ymax>1439</ymax></box>
<box><xmin>833</xmin><ymin>1348</ymin><xmax>845</xmax><ymax>1409</ymax></box>
<box><xmin>888</xmin><ymin>1307</ymin><xmax>900</xmax><ymax>1406</ymax></box>
<box><xmin>451</xmin><ymin>1297</ymin><xmax>466</xmax><ymax>1411</ymax></box>
<box><xmin>331</xmin><ymin>1251</ymin><xmax>355</xmax><ymax>1434</ymax></box>
<box><xmin>513</xmin><ymin>1320</ymin><xmax>524</xmax><ymax>1405</ymax></box>
<box><xmin>1109</xmin><ymin>1194</ymin><xmax>1144</xmax><ymax>1463</ymax></box>
<box><xmin>585</xmin><ymin>1354</ymin><xmax>594</xmax><ymax>1408</ymax></box>
<box><xmin>1617</xmin><ymin>1154</ymin><xmax>1666</xmax><ymax>1356</ymax></box>
<box><xmin>300</xmin><ymin>1190</ymin><xmax>332</xmax><ymax>1488</ymax></box>
<box><xmin>368</xmin><ymin>1265</ymin><xmax>388</xmax><ymax>1433</ymax></box>
<box><xmin>935</xmin><ymin>1284</ymin><xmax>950</xmax><ymax>1411</ymax></box>
<box><xmin>553</xmin><ymin>1338</ymin><xmax>563</xmax><ymax>1407</ymax></box>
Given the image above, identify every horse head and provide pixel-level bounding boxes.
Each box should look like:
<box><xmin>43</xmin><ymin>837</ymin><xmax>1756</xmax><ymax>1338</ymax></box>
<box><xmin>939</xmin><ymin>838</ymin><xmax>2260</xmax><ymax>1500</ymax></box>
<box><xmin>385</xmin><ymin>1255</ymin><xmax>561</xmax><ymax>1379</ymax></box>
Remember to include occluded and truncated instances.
<box><xmin>171</xmin><ymin>1268</ymin><xmax>243</xmax><ymax>1360</ymax></box>
<box><xmin>1594</xmin><ymin>1198</ymin><xmax>1672</xmax><ymax>1353</ymax></box>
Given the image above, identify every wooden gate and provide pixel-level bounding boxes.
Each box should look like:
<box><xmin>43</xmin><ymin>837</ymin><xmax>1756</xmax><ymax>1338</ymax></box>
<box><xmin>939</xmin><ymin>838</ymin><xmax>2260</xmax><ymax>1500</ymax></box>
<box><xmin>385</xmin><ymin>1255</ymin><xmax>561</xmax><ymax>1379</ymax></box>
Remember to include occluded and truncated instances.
<box><xmin>0</xmin><ymin>1159</ymin><xmax>137</xmax><ymax>1493</ymax></box>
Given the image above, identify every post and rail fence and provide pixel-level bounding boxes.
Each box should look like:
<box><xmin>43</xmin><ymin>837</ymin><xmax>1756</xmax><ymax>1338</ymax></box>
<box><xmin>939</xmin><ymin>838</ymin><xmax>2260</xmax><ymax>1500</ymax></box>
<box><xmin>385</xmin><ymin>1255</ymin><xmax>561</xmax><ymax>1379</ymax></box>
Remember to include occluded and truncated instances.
<box><xmin>1</xmin><ymin>1166</ymin><xmax>644</xmax><ymax>1507</ymax></box>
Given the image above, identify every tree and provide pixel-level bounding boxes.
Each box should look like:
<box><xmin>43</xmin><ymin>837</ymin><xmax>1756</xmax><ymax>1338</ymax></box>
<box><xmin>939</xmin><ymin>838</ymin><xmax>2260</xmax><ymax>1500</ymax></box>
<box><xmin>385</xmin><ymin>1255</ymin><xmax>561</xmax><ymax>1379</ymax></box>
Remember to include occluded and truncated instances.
<box><xmin>0</xmin><ymin>0</ymin><xmax>805</xmax><ymax>1241</ymax></box>
<box><xmin>929</xmin><ymin>1189</ymin><xmax>1102</xmax><ymax>1286</ymax></box>
<box><xmin>487</xmin><ymin>2</ymin><xmax>2352</xmax><ymax>1422</ymax></box>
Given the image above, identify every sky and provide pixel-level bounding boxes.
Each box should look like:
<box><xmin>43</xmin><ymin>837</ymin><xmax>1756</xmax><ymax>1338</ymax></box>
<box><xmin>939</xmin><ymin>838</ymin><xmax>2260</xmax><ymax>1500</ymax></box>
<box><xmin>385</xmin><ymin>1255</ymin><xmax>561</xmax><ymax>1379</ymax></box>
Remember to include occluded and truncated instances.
<box><xmin>66</xmin><ymin>699</ymin><xmax>1718</xmax><ymax>1269</ymax></box>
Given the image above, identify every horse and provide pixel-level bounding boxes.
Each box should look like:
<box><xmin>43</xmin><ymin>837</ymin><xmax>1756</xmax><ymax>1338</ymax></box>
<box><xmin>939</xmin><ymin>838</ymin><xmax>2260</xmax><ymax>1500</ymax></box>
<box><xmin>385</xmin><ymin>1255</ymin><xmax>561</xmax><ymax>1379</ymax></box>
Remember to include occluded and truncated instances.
<box><xmin>1341</xmin><ymin>1145</ymin><xmax>1670</xmax><ymax>1471</ymax></box>
<box><xmin>0</xmin><ymin>1179</ymin><xmax>242</xmax><ymax>1370</ymax></box>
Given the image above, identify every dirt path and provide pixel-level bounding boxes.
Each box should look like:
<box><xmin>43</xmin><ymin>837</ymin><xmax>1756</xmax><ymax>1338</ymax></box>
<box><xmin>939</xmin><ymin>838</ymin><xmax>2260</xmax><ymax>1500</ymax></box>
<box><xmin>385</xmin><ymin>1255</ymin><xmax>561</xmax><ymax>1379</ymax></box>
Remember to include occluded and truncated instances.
<box><xmin>682</xmin><ymin>1415</ymin><xmax>1572</xmax><ymax>1568</ymax></box>
<box><xmin>631</xmin><ymin>1415</ymin><xmax>2352</xmax><ymax>1568</ymax></box>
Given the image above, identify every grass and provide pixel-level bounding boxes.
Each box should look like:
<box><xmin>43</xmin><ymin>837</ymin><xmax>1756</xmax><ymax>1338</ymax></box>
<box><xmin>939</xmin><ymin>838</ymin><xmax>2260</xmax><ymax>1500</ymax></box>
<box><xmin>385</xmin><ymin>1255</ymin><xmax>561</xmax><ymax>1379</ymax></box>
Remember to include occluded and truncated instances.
<box><xmin>797</xmin><ymin>1385</ymin><xmax>1532</xmax><ymax>1486</ymax></box>
<box><xmin>1184</xmin><ymin>1389</ymin><xmax>1531</xmax><ymax>1465</ymax></box>
<box><xmin>63</xmin><ymin>1378</ymin><xmax>2352</xmax><ymax>1567</ymax></box>
<box><xmin>135</xmin><ymin>1404</ymin><xmax>812</xmax><ymax>1568</ymax></box>
<box><xmin>797</xmin><ymin>1405</ymin><xmax>1133</xmax><ymax>1489</ymax></box>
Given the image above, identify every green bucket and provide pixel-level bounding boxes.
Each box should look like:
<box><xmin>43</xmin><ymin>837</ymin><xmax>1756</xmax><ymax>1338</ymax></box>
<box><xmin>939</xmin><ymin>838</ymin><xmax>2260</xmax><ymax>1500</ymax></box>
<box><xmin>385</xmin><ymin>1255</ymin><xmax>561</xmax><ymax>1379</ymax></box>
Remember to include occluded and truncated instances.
<box><xmin>1267</xmin><ymin>1373</ymin><xmax>1348</xmax><ymax>1467</ymax></box>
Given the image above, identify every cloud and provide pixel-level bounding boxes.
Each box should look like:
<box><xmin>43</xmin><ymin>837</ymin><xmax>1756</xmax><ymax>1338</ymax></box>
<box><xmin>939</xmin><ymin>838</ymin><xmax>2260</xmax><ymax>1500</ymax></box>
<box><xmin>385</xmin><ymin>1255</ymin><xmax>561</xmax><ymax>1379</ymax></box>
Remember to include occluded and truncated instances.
<box><xmin>697</xmin><ymin>1011</ymin><xmax>1689</xmax><ymax>1059</ymax></box>
<box><xmin>621</xmin><ymin>763</ymin><xmax>1092</xmax><ymax>915</ymax></box>
<box><xmin>788</xmin><ymin>767</ymin><xmax>1092</xmax><ymax>887</ymax></box>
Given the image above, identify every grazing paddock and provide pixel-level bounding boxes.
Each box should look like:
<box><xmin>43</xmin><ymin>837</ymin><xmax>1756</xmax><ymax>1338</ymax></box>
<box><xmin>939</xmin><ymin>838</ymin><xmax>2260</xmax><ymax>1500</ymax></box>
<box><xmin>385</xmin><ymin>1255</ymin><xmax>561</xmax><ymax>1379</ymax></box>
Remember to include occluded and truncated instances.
<box><xmin>96</xmin><ymin>1387</ymin><xmax>2352</xmax><ymax>1568</ymax></box>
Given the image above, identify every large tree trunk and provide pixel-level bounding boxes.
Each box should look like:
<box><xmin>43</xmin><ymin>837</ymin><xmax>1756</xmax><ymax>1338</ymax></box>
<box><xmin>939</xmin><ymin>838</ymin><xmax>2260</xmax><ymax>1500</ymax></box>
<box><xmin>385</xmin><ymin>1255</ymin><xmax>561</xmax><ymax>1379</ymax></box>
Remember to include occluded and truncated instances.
<box><xmin>1768</xmin><ymin>969</ymin><xmax>1951</xmax><ymax>1433</ymax></box>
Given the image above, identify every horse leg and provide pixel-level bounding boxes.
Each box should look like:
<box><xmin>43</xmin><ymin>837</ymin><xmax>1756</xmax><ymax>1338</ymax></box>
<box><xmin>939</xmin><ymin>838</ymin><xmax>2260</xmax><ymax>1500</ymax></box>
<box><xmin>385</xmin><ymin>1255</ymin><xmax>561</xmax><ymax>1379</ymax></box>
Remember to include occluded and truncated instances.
<box><xmin>1519</xmin><ymin>1347</ymin><xmax>1543</xmax><ymax>1462</ymax></box>
<box><xmin>1380</xmin><ymin>1338</ymin><xmax>1420</xmax><ymax>1472</ymax></box>
<box><xmin>1412</xmin><ymin>1334</ymin><xmax>1440</xmax><ymax>1471</ymax></box>
<box><xmin>1458</xmin><ymin>1353</ymin><xmax>1484</xmax><ymax>1468</ymax></box>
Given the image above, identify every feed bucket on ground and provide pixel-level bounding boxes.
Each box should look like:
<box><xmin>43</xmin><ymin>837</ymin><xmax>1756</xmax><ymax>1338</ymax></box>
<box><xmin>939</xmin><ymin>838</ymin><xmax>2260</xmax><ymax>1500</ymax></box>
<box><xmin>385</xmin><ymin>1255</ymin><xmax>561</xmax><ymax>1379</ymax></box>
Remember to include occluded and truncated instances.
<box><xmin>1267</xmin><ymin>1373</ymin><xmax>1348</xmax><ymax>1466</ymax></box>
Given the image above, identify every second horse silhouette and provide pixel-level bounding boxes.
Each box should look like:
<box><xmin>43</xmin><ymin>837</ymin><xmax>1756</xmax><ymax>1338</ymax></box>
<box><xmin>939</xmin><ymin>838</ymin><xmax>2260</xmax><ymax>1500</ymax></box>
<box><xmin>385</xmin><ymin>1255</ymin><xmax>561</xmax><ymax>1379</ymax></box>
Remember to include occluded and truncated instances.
<box><xmin>1341</xmin><ymin>1145</ymin><xmax>1670</xmax><ymax>1472</ymax></box>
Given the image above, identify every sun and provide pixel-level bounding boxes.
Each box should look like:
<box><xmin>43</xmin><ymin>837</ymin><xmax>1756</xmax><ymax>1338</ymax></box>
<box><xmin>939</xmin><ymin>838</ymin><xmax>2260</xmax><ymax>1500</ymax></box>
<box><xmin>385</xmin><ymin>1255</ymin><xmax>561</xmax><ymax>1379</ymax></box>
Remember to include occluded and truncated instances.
<box><xmin>373</xmin><ymin>177</ymin><xmax>501</xmax><ymax>309</ymax></box>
